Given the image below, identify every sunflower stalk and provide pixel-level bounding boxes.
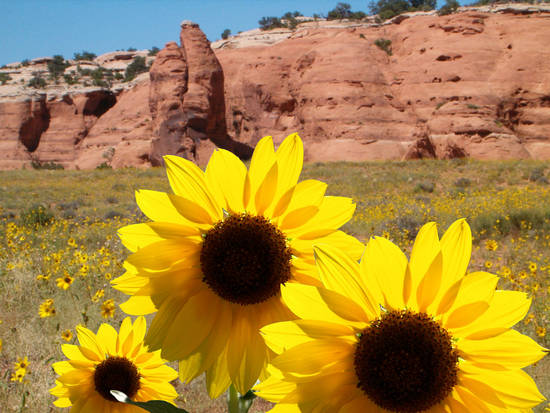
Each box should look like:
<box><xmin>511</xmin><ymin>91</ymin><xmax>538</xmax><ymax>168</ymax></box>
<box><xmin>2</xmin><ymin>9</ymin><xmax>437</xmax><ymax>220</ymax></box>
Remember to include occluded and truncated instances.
<box><xmin>227</xmin><ymin>384</ymin><xmax>255</xmax><ymax>413</ymax></box>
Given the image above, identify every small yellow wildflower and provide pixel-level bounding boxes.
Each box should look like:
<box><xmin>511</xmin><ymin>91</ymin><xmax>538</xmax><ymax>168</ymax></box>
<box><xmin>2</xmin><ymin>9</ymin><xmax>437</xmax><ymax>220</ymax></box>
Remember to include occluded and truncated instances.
<box><xmin>524</xmin><ymin>313</ymin><xmax>535</xmax><ymax>325</ymax></box>
<box><xmin>10</xmin><ymin>368</ymin><xmax>26</xmax><ymax>383</ymax></box>
<box><xmin>529</xmin><ymin>262</ymin><xmax>537</xmax><ymax>273</ymax></box>
<box><xmin>91</xmin><ymin>289</ymin><xmax>105</xmax><ymax>303</ymax></box>
<box><xmin>484</xmin><ymin>260</ymin><xmax>493</xmax><ymax>269</ymax></box>
<box><xmin>56</xmin><ymin>274</ymin><xmax>74</xmax><ymax>290</ymax></box>
<box><xmin>519</xmin><ymin>270</ymin><xmax>528</xmax><ymax>279</ymax></box>
<box><xmin>14</xmin><ymin>356</ymin><xmax>29</xmax><ymax>370</ymax></box>
<box><xmin>104</xmin><ymin>272</ymin><xmax>112</xmax><ymax>280</ymax></box>
<box><xmin>79</xmin><ymin>264</ymin><xmax>89</xmax><ymax>276</ymax></box>
<box><xmin>100</xmin><ymin>299</ymin><xmax>115</xmax><ymax>318</ymax></box>
<box><xmin>60</xmin><ymin>330</ymin><xmax>73</xmax><ymax>342</ymax></box>
<box><xmin>67</xmin><ymin>237</ymin><xmax>77</xmax><ymax>247</ymax></box>
<box><xmin>484</xmin><ymin>239</ymin><xmax>498</xmax><ymax>251</ymax></box>
<box><xmin>499</xmin><ymin>266</ymin><xmax>512</xmax><ymax>277</ymax></box>
<box><xmin>38</xmin><ymin>299</ymin><xmax>56</xmax><ymax>318</ymax></box>
<box><xmin>536</xmin><ymin>326</ymin><xmax>546</xmax><ymax>338</ymax></box>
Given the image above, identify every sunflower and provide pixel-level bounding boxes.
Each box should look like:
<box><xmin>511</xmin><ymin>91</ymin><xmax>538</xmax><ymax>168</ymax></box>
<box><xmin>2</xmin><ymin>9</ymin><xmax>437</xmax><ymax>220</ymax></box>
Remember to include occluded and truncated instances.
<box><xmin>61</xmin><ymin>329</ymin><xmax>74</xmax><ymax>342</ymax></box>
<box><xmin>101</xmin><ymin>299</ymin><xmax>116</xmax><ymax>318</ymax></box>
<box><xmin>112</xmin><ymin>133</ymin><xmax>363</xmax><ymax>397</ymax></box>
<box><xmin>56</xmin><ymin>273</ymin><xmax>74</xmax><ymax>290</ymax></box>
<box><xmin>256</xmin><ymin>219</ymin><xmax>548</xmax><ymax>412</ymax></box>
<box><xmin>50</xmin><ymin>316</ymin><xmax>178</xmax><ymax>411</ymax></box>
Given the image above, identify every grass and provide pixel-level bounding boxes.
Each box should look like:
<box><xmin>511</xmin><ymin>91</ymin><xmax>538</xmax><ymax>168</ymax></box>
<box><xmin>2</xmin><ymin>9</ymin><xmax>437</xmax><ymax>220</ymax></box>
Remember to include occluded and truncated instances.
<box><xmin>0</xmin><ymin>159</ymin><xmax>549</xmax><ymax>412</ymax></box>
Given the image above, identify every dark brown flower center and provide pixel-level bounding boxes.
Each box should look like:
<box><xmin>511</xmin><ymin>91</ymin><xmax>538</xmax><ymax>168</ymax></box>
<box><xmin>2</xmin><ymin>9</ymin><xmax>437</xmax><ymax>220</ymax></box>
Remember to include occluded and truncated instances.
<box><xmin>354</xmin><ymin>310</ymin><xmax>458</xmax><ymax>412</ymax></box>
<box><xmin>200</xmin><ymin>213</ymin><xmax>292</xmax><ymax>305</ymax></box>
<box><xmin>94</xmin><ymin>356</ymin><xmax>141</xmax><ymax>401</ymax></box>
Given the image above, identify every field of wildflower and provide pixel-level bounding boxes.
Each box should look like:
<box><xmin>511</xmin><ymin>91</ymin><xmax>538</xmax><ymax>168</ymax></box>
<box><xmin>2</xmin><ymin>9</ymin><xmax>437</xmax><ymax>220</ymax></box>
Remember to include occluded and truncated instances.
<box><xmin>0</xmin><ymin>158</ymin><xmax>548</xmax><ymax>412</ymax></box>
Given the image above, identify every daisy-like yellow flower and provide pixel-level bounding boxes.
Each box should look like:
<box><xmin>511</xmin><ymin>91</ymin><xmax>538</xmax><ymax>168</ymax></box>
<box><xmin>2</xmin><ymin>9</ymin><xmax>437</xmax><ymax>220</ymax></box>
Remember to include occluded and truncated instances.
<box><xmin>50</xmin><ymin>316</ymin><xmax>178</xmax><ymax>411</ymax></box>
<box><xmin>39</xmin><ymin>298</ymin><xmax>56</xmax><ymax>318</ymax></box>
<box><xmin>101</xmin><ymin>299</ymin><xmax>115</xmax><ymax>318</ymax></box>
<box><xmin>112</xmin><ymin>133</ymin><xmax>362</xmax><ymax>397</ymax></box>
<box><xmin>14</xmin><ymin>356</ymin><xmax>29</xmax><ymax>370</ymax></box>
<box><xmin>61</xmin><ymin>330</ymin><xmax>73</xmax><ymax>342</ymax></box>
<box><xmin>257</xmin><ymin>219</ymin><xmax>548</xmax><ymax>412</ymax></box>
<box><xmin>11</xmin><ymin>368</ymin><xmax>27</xmax><ymax>383</ymax></box>
<box><xmin>92</xmin><ymin>289</ymin><xmax>105</xmax><ymax>303</ymax></box>
<box><xmin>484</xmin><ymin>239</ymin><xmax>498</xmax><ymax>251</ymax></box>
<box><xmin>56</xmin><ymin>273</ymin><xmax>74</xmax><ymax>290</ymax></box>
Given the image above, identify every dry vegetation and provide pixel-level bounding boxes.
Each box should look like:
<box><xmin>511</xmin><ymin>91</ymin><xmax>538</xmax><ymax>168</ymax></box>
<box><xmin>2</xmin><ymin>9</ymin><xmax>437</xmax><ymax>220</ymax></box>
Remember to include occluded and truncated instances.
<box><xmin>0</xmin><ymin>159</ymin><xmax>548</xmax><ymax>412</ymax></box>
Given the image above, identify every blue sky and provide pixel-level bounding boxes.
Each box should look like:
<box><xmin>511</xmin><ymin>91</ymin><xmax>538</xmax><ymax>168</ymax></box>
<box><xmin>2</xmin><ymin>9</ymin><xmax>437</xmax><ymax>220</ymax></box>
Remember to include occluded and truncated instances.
<box><xmin>2</xmin><ymin>0</ymin><xmax>454</xmax><ymax>66</ymax></box>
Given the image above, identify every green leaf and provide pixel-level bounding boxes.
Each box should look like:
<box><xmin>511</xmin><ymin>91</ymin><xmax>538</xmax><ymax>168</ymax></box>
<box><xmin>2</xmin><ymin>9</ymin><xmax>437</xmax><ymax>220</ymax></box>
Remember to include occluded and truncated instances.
<box><xmin>110</xmin><ymin>390</ymin><xmax>190</xmax><ymax>413</ymax></box>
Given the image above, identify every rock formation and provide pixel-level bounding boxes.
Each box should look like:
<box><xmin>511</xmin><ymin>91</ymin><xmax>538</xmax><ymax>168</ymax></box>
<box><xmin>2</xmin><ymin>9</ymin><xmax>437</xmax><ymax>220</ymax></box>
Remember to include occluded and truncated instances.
<box><xmin>0</xmin><ymin>6</ymin><xmax>549</xmax><ymax>169</ymax></box>
<box><xmin>147</xmin><ymin>21</ymin><xmax>252</xmax><ymax>165</ymax></box>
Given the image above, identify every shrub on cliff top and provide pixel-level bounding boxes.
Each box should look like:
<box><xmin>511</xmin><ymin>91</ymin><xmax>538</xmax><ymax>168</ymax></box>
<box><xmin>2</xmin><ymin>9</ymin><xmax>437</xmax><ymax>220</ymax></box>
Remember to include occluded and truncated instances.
<box><xmin>327</xmin><ymin>2</ymin><xmax>366</xmax><ymax>20</ymax></box>
<box><xmin>124</xmin><ymin>56</ymin><xmax>148</xmax><ymax>82</ymax></box>
<box><xmin>73</xmin><ymin>51</ymin><xmax>96</xmax><ymax>61</ymax></box>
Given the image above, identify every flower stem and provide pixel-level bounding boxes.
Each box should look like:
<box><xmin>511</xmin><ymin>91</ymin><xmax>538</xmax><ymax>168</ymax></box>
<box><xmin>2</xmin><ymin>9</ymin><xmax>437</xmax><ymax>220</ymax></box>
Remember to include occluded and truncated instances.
<box><xmin>227</xmin><ymin>384</ymin><xmax>255</xmax><ymax>413</ymax></box>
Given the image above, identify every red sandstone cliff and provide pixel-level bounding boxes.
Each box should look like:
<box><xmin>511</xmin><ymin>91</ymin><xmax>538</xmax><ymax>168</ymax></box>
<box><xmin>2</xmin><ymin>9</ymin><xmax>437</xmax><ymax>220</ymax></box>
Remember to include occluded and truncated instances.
<box><xmin>0</xmin><ymin>6</ymin><xmax>549</xmax><ymax>169</ymax></box>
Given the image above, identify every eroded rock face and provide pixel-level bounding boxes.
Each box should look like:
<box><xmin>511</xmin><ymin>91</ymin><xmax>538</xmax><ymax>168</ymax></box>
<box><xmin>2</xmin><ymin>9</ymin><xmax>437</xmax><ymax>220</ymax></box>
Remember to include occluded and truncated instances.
<box><xmin>217</xmin><ymin>10</ymin><xmax>550</xmax><ymax>160</ymax></box>
<box><xmin>0</xmin><ymin>9</ymin><xmax>549</xmax><ymax>169</ymax></box>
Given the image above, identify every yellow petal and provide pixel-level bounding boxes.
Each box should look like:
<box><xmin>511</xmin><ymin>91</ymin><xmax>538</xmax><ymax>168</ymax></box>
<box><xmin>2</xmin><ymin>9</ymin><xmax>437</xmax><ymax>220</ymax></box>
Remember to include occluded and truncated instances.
<box><xmin>118</xmin><ymin>222</ymin><xmax>200</xmax><ymax>252</ymax></box>
<box><xmin>227</xmin><ymin>307</ymin><xmax>268</xmax><ymax>394</ymax></box>
<box><xmin>453</xmin><ymin>385</ymin><xmax>494</xmax><ymax>413</ymax></box>
<box><xmin>451</xmin><ymin>291</ymin><xmax>531</xmax><ymax>340</ymax></box>
<box><xmin>287</xmin><ymin>196</ymin><xmax>356</xmax><ymax>237</ymax></box>
<box><xmin>135</xmin><ymin>189</ymin><xmax>196</xmax><ymax>226</ymax></box>
<box><xmin>96</xmin><ymin>323</ymin><xmax>118</xmax><ymax>356</ymax></box>
<box><xmin>164</xmin><ymin>155</ymin><xmax>221</xmax><ymax>220</ymax></box>
<box><xmin>313</xmin><ymin>244</ymin><xmax>375</xmax><ymax>319</ymax></box>
<box><xmin>282</xmin><ymin>283</ymin><xmax>367</xmax><ymax>326</ymax></box>
<box><xmin>363</xmin><ymin>236</ymin><xmax>408</xmax><ymax>310</ymax></box>
<box><xmin>179</xmin><ymin>301</ymin><xmax>232</xmax><ymax>383</ymax></box>
<box><xmin>75</xmin><ymin>326</ymin><xmax>104</xmax><ymax>361</ymax></box>
<box><xmin>273</xmin><ymin>179</ymin><xmax>326</xmax><ymax>219</ymax></box>
<box><xmin>125</xmin><ymin>238</ymin><xmax>200</xmax><ymax>271</ymax></box>
<box><xmin>248</xmin><ymin>136</ymin><xmax>276</xmax><ymax>201</ymax></box>
<box><xmin>255</xmin><ymin>161</ymin><xmax>278</xmax><ymax>215</ymax></box>
<box><xmin>461</xmin><ymin>368</ymin><xmax>545</xmax><ymax>409</ymax></box>
<box><xmin>457</xmin><ymin>329</ymin><xmax>547</xmax><ymax>369</ymax></box>
<box><xmin>119</xmin><ymin>296</ymin><xmax>158</xmax><ymax>315</ymax></box>
<box><xmin>205</xmin><ymin>344</ymin><xmax>232</xmax><ymax>399</ymax></box>
<box><xmin>160</xmin><ymin>289</ymin><xmax>220</xmax><ymax>360</ymax></box>
<box><xmin>261</xmin><ymin>320</ymin><xmax>355</xmax><ymax>354</ymax></box>
<box><xmin>271</xmin><ymin>338</ymin><xmax>353</xmax><ymax>375</ymax></box>
<box><xmin>205</xmin><ymin>148</ymin><xmax>247</xmax><ymax>213</ymax></box>
<box><xmin>416</xmin><ymin>251</ymin><xmax>443</xmax><ymax>313</ymax></box>
<box><xmin>439</xmin><ymin>219</ymin><xmax>472</xmax><ymax>296</ymax></box>
<box><xmin>274</xmin><ymin>133</ymin><xmax>304</xmax><ymax>196</ymax></box>
<box><xmin>408</xmin><ymin>222</ymin><xmax>440</xmax><ymax>310</ymax></box>
<box><xmin>445</xmin><ymin>301</ymin><xmax>490</xmax><ymax>331</ymax></box>
<box><xmin>291</xmin><ymin>231</ymin><xmax>364</xmax><ymax>267</ymax></box>
<box><xmin>145</xmin><ymin>296</ymin><xmax>187</xmax><ymax>351</ymax></box>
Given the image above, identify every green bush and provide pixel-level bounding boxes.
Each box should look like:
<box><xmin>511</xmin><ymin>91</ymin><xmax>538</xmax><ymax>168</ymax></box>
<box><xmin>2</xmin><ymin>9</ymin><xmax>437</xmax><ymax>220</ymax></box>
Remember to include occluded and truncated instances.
<box><xmin>221</xmin><ymin>29</ymin><xmax>231</xmax><ymax>40</ymax></box>
<box><xmin>369</xmin><ymin>0</ymin><xmax>433</xmax><ymax>21</ymax></box>
<box><xmin>327</xmin><ymin>3</ymin><xmax>366</xmax><ymax>20</ymax></box>
<box><xmin>47</xmin><ymin>55</ymin><xmax>69</xmax><ymax>80</ymax></box>
<box><xmin>148</xmin><ymin>47</ymin><xmax>160</xmax><ymax>56</ymax></box>
<box><xmin>259</xmin><ymin>16</ymin><xmax>285</xmax><ymax>31</ymax></box>
<box><xmin>31</xmin><ymin>160</ymin><xmax>64</xmax><ymax>170</ymax></box>
<box><xmin>438</xmin><ymin>0</ymin><xmax>459</xmax><ymax>15</ymax></box>
<box><xmin>28</xmin><ymin>75</ymin><xmax>47</xmax><ymax>89</ymax></box>
<box><xmin>63</xmin><ymin>73</ymin><xmax>78</xmax><ymax>85</ymax></box>
<box><xmin>374</xmin><ymin>38</ymin><xmax>393</xmax><ymax>55</ymax></box>
<box><xmin>20</xmin><ymin>204</ymin><xmax>55</xmax><ymax>227</ymax></box>
<box><xmin>124</xmin><ymin>56</ymin><xmax>148</xmax><ymax>82</ymax></box>
<box><xmin>73</xmin><ymin>51</ymin><xmax>96</xmax><ymax>61</ymax></box>
<box><xmin>0</xmin><ymin>73</ymin><xmax>11</xmax><ymax>85</ymax></box>
<box><xmin>21</xmin><ymin>59</ymin><xmax>30</xmax><ymax>66</ymax></box>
